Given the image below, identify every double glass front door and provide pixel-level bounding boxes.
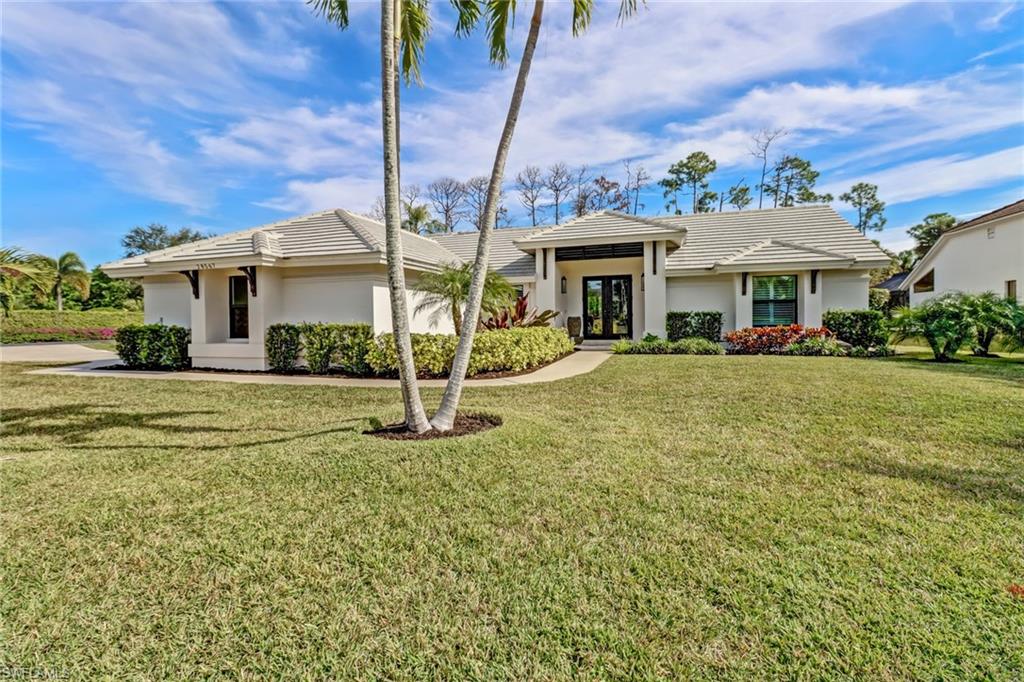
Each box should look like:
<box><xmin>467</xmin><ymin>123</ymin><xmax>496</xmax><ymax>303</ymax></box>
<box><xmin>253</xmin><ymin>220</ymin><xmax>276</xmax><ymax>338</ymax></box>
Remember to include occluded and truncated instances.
<box><xmin>583</xmin><ymin>275</ymin><xmax>632</xmax><ymax>339</ymax></box>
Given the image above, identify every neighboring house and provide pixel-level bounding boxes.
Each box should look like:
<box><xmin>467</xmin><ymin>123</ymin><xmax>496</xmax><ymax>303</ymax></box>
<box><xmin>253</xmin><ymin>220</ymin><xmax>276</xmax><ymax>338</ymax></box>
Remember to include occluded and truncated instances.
<box><xmin>102</xmin><ymin>204</ymin><xmax>889</xmax><ymax>369</ymax></box>
<box><xmin>900</xmin><ymin>198</ymin><xmax>1024</xmax><ymax>307</ymax></box>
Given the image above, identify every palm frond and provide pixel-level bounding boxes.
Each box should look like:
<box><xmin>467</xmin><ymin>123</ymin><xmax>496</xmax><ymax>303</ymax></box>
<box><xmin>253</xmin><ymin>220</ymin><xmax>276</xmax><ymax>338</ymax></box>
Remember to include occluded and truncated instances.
<box><xmin>485</xmin><ymin>0</ymin><xmax>517</xmax><ymax>65</ymax></box>
<box><xmin>307</xmin><ymin>0</ymin><xmax>349</xmax><ymax>28</ymax></box>
<box><xmin>617</xmin><ymin>0</ymin><xmax>644</xmax><ymax>25</ymax></box>
<box><xmin>449</xmin><ymin>0</ymin><xmax>482</xmax><ymax>37</ymax></box>
<box><xmin>401</xmin><ymin>0</ymin><xmax>431</xmax><ymax>83</ymax></box>
<box><xmin>571</xmin><ymin>0</ymin><xmax>592</xmax><ymax>36</ymax></box>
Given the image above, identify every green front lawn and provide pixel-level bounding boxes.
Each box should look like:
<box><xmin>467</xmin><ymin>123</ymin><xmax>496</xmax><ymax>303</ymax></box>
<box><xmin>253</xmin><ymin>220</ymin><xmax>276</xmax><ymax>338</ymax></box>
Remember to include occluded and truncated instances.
<box><xmin>2</xmin><ymin>355</ymin><xmax>1022</xmax><ymax>679</ymax></box>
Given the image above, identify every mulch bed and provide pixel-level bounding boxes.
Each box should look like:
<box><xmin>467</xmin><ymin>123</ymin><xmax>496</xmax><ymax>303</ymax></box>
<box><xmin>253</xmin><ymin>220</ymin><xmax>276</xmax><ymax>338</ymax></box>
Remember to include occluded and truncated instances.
<box><xmin>364</xmin><ymin>412</ymin><xmax>502</xmax><ymax>440</ymax></box>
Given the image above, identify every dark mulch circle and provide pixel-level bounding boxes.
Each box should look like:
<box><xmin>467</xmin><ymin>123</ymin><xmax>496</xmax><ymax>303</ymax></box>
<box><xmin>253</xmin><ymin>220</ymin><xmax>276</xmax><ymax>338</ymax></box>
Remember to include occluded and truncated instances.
<box><xmin>364</xmin><ymin>412</ymin><xmax>502</xmax><ymax>440</ymax></box>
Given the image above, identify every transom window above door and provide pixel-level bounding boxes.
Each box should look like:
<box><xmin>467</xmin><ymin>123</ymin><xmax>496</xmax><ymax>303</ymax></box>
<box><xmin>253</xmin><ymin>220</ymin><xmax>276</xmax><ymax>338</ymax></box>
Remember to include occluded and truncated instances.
<box><xmin>752</xmin><ymin>275</ymin><xmax>797</xmax><ymax>327</ymax></box>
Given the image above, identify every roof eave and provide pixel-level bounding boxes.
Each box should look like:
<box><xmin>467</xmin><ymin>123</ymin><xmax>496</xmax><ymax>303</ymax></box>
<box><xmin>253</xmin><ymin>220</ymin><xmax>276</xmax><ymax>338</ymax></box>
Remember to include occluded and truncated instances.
<box><xmin>514</xmin><ymin>231</ymin><xmax>685</xmax><ymax>252</ymax></box>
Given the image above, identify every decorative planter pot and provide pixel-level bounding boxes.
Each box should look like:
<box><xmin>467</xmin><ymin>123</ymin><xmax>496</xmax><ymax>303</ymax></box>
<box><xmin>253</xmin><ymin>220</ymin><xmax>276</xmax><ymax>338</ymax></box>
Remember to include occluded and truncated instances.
<box><xmin>567</xmin><ymin>316</ymin><xmax>582</xmax><ymax>338</ymax></box>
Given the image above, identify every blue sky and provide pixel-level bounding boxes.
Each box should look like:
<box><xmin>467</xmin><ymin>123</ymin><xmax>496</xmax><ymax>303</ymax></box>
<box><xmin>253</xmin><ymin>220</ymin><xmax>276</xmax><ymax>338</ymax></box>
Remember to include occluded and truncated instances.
<box><xmin>2</xmin><ymin>1</ymin><xmax>1023</xmax><ymax>268</ymax></box>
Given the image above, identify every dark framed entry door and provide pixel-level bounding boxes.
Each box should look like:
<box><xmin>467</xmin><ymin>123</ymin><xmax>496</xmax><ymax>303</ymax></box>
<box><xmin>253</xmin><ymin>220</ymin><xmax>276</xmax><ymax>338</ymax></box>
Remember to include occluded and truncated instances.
<box><xmin>583</xmin><ymin>275</ymin><xmax>632</xmax><ymax>339</ymax></box>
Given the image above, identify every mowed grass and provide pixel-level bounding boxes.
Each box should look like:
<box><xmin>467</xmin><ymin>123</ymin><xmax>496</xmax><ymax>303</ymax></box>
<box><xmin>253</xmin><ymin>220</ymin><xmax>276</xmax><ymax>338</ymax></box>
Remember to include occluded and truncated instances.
<box><xmin>1</xmin><ymin>354</ymin><xmax>1022</xmax><ymax>679</ymax></box>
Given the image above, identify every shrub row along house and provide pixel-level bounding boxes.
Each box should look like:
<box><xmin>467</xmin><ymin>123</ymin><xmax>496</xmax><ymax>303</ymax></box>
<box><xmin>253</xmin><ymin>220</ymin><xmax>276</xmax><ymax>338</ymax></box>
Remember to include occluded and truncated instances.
<box><xmin>101</xmin><ymin>204</ymin><xmax>890</xmax><ymax>370</ymax></box>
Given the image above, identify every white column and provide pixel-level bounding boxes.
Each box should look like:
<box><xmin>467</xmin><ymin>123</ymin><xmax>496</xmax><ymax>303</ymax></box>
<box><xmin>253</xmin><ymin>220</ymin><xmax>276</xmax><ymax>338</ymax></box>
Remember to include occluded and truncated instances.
<box><xmin>734</xmin><ymin>272</ymin><xmax>752</xmax><ymax>330</ymax></box>
<box><xmin>802</xmin><ymin>269</ymin><xmax>823</xmax><ymax>327</ymax></box>
<box><xmin>643</xmin><ymin>240</ymin><xmax>667</xmax><ymax>338</ymax></box>
<box><xmin>534</xmin><ymin>248</ymin><xmax>558</xmax><ymax>324</ymax></box>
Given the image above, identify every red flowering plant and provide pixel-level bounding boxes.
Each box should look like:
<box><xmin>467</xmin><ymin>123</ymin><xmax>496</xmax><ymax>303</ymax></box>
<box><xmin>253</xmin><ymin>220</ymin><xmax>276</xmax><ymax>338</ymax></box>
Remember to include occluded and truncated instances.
<box><xmin>724</xmin><ymin>325</ymin><xmax>831</xmax><ymax>354</ymax></box>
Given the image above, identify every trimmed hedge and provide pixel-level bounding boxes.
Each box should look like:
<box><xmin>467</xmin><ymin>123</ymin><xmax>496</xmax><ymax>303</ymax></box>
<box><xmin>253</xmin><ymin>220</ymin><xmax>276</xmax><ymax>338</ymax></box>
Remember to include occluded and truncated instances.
<box><xmin>822</xmin><ymin>309</ymin><xmax>888</xmax><ymax>349</ymax></box>
<box><xmin>264</xmin><ymin>323</ymin><xmax>374</xmax><ymax>375</ymax></box>
<box><xmin>367</xmin><ymin>327</ymin><xmax>574</xmax><ymax>377</ymax></box>
<box><xmin>1</xmin><ymin>309</ymin><xmax>142</xmax><ymax>343</ymax></box>
<box><xmin>266</xmin><ymin>324</ymin><xmax>303</xmax><ymax>372</ymax></box>
<box><xmin>666</xmin><ymin>311</ymin><xmax>723</xmax><ymax>342</ymax></box>
<box><xmin>612</xmin><ymin>337</ymin><xmax>724</xmax><ymax>355</ymax></box>
<box><xmin>115</xmin><ymin>324</ymin><xmax>190</xmax><ymax>370</ymax></box>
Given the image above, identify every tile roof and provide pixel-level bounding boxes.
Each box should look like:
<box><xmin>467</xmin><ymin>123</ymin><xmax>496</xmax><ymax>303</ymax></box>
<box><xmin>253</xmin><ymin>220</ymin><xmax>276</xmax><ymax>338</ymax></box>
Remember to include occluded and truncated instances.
<box><xmin>513</xmin><ymin>211</ymin><xmax>684</xmax><ymax>246</ymax></box>
<box><xmin>659</xmin><ymin>204</ymin><xmax>890</xmax><ymax>272</ymax></box>
<box><xmin>103</xmin><ymin>209</ymin><xmax>460</xmax><ymax>272</ymax></box>
<box><xmin>432</xmin><ymin>226</ymin><xmax>540</xmax><ymax>279</ymax></box>
<box><xmin>947</xmin><ymin>198</ymin><xmax>1024</xmax><ymax>234</ymax></box>
<box><xmin>102</xmin><ymin>204</ymin><xmax>889</xmax><ymax>278</ymax></box>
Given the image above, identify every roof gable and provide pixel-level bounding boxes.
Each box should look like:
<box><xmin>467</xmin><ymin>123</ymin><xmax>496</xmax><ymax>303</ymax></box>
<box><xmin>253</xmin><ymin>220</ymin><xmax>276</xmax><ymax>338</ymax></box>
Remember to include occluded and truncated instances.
<box><xmin>513</xmin><ymin>211</ymin><xmax>685</xmax><ymax>248</ymax></box>
<box><xmin>103</xmin><ymin>209</ymin><xmax>461</xmax><ymax>274</ymax></box>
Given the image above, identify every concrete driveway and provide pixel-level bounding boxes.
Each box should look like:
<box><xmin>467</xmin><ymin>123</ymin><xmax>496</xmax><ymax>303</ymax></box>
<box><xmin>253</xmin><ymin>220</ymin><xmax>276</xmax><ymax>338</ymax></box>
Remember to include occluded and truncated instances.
<box><xmin>0</xmin><ymin>343</ymin><xmax>116</xmax><ymax>363</ymax></box>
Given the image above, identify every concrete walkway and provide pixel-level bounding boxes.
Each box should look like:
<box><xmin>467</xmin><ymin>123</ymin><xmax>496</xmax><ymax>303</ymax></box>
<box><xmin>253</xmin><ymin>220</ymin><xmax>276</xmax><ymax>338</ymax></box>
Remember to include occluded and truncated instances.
<box><xmin>25</xmin><ymin>351</ymin><xmax>611</xmax><ymax>388</ymax></box>
<box><xmin>1</xmin><ymin>342</ymin><xmax>116</xmax><ymax>363</ymax></box>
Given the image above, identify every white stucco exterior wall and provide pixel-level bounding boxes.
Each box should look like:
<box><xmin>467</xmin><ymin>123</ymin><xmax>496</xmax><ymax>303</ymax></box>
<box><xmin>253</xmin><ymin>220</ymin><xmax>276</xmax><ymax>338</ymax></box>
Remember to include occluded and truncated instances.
<box><xmin>643</xmin><ymin>241</ymin><xmax>667</xmax><ymax>338</ymax></box>
<box><xmin>667</xmin><ymin>274</ymin><xmax>735</xmax><ymax>332</ymax></box>
<box><xmin>142</xmin><ymin>276</ymin><xmax>191</xmax><ymax>327</ymax></box>
<box><xmin>907</xmin><ymin>216</ymin><xmax>1023</xmax><ymax>306</ymax></box>
<box><xmin>822</xmin><ymin>270</ymin><xmax>870</xmax><ymax>311</ymax></box>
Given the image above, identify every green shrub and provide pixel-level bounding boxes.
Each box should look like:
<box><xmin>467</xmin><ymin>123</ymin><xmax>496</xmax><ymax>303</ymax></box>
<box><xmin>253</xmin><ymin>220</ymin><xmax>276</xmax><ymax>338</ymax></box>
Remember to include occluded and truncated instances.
<box><xmin>115</xmin><ymin>324</ymin><xmax>190</xmax><ymax>370</ymax></box>
<box><xmin>889</xmin><ymin>294</ymin><xmax>974</xmax><ymax>361</ymax></box>
<box><xmin>367</xmin><ymin>328</ymin><xmax>572</xmax><ymax>377</ymax></box>
<box><xmin>823</xmin><ymin>309</ymin><xmax>888</xmax><ymax>349</ymax></box>
<box><xmin>612</xmin><ymin>337</ymin><xmax>724</xmax><ymax>355</ymax></box>
<box><xmin>367</xmin><ymin>333</ymin><xmax>457</xmax><ymax>377</ymax></box>
<box><xmin>848</xmin><ymin>345</ymin><xmax>894</xmax><ymax>358</ymax></box>
<box><xmin>672</xmin><ymin>337</ymin><xmax>725</xmax><ymax>355</ymax></box>
<box><xmin>666</xmin><ymin>311</ymin><xmax>723</xmax><ymax>342</ymax></box>
<box><xmin>784</xmin><ymin>337</ymin><xmax>847</xmax><ymax>356</ymax></box>
<box><xmin>334</xmin><ymin>324</ymin><xmax>374</xmax><ymax>375</ymax></box>
<box><xmin>467</xmin><ymin>327</ymin><xmax>575</xmax><ymax>374</ymax></box>
<box><xmin>868</xmin><ymin>288</ymin><xmax>890</xmax><ymax>312</ymax></box>
<box><xmin>266</xmin><ymin>323</ymin><xmax>373</xmax><ymax>375</ymax></box>
<box><xmin>961</xmin><ymin>292</ymin><xmax>1019</xmax><ymax>356</ymax></box>
<box><xmin>1</xmin><ymin>309</ymin><xmax>142</xmax><ymax>342</ymax></box>
<box><xmin>266</xmin><ymin>324</ymin><xmax>303</xmax><ymax>372</ymax></box>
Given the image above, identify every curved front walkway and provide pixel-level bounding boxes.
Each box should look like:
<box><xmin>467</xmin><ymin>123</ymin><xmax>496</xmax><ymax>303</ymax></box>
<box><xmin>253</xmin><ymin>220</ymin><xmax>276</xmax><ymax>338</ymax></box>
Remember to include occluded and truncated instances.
<box><xmin>24</xmin><ymin>351</ymin><xmax>611</xmax><ymax>388</ymax></box>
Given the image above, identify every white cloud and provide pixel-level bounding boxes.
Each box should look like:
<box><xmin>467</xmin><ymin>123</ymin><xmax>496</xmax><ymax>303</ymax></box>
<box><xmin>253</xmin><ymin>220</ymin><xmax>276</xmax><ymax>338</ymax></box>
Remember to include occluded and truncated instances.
<box><xmin>259</xmin><ymin>176</ymin><xmax>384</xmax><ymax>213</ymax></box>
<box><xmin>5</xmin><ymin>80</ymin><xmax>208</xmax><ymax>210</ymax></box>
<box><xmin>977</xmin><ymin>2</ymin><xmax>1019</xmax><ymax>31</ymax></box>
<box><xmin>820</xmin><ymin>146</ymin><xmax>1024</xmax><ymax>206</ymax></box>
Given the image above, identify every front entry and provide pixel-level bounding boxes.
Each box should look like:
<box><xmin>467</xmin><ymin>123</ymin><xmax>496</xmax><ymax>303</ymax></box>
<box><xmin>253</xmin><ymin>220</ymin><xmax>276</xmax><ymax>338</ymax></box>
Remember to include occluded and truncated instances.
<box><xmin>583</xmin><ymin>275</ymin><xmax>632</xmax><ymax>339</ymax></box>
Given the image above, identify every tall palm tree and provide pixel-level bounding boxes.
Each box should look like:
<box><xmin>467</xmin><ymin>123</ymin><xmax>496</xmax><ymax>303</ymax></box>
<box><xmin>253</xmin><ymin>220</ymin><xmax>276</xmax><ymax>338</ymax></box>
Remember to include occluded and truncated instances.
<box><xmin>38</xmin><ymin>252</ymin><xmax>90</xmax><ymax>311</ymax></box>
<box><xmin>431</xmin><ymin>0</ymin><xmax>643</xmax><ymax>431</ymax></box>
<box><xmin>310</xmin><ymin>0</ymin><xmax>434</xmax><ymax>432</ymax></box>
<box><xmin>0</xmin><ymin>247</ymin><xmax>41</xmax><ymax>313</ymax></box>
<box><xmin>414</xmin><ymin>262</ymin><xmax>515</xmax><ymax>334</ymax></box>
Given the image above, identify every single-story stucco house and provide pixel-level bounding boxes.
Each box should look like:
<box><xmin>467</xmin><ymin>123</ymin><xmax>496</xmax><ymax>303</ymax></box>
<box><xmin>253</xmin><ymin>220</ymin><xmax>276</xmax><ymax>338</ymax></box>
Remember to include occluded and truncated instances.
<box><xmin>899</xmin><ymin>198</ymin><xmax>1023</xmax><ymax>307</ymax></box>
<box><xmin>102</xmin><ymin>204</ymin><xmax>890</xmax><ymax>370</ymax></box>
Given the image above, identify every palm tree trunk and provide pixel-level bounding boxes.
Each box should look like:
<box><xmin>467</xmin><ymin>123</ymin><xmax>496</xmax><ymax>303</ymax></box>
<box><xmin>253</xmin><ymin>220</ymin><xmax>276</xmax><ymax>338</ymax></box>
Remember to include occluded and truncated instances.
<box><xmin>431</xmin><ymin>0</ymin><xmax>545</xmax><ymax>431</ymax></box>
<box><xmin>381</xmin><ymin>0</ymin><xmax>430</xmax><ymax>433</ymax></box>
<box><xmin>55</xmin><ymin>280</ymin><xmax>63</xmax><ymax>312</ymax></box>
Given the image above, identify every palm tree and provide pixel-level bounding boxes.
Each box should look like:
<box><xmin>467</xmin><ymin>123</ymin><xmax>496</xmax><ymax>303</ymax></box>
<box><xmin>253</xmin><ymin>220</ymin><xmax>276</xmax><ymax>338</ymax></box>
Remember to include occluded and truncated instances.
<box><xmin>431</xmin><ymin>0</ymin><xmax>643</xmax><ymax>431</ymax></box>
<box><xmin>402</xmin><ymin>201</ymin><xmax>446</xmax><ymax>234</ymax></box>
<box><xmin>0</xmin><ymin>247</ymin><xmax>41</xmax><ymax>313</ymax></box>
<box><xmin>38</xmin><ymin>252</ymin><xmax>90</xmax><ymax>311</ymax></box>
<box><xmin>310</xmin><ymin>0</ymin><xmax>640</xmax><ymax>432</ymax></box>
<box><xmin>310</xmin><ymin>0</ymin><xmax>434</xmax><ymax>432</ymax></box>
<box><xmin>414</xmin><ymin>263</ymin><xmax>515</xmax><ymax>335</ymax></box>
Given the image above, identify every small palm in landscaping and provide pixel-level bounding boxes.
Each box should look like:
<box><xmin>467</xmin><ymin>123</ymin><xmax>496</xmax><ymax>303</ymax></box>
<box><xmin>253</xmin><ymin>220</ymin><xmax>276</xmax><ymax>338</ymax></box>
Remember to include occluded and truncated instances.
<box><xmin>963</xmin><ymin>291</ymin><xmax>1019</xmax><ymax>356</ymax></box>
<box><xmin>414</xmin><ymin>263</ymin><xmax>515</xmax><ymax>335</ymax></box>
<box><xmin>890</xmin><ymin>293</ymin><xmax>974</xmax><ymax>362</ymax></box>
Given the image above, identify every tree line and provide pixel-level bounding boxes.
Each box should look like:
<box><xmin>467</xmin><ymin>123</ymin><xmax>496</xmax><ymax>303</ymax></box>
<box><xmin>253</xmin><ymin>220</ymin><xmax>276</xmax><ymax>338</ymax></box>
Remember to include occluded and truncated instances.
<box><xmin>0</xmin><ymin>224</ymin><xmax>204</xmax><ymax>313</ymax></box>
<box><xmin>373</xmin><ymin>128</ymin><xmax>889</xmax><ymax>237</ymax></box>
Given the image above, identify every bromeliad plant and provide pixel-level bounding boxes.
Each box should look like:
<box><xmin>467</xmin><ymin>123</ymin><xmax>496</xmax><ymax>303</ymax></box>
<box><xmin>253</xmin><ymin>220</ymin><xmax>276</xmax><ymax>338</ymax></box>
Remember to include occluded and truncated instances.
<box><xmin>480</xmin><ymin>295</ymin><xmax>557</xmax><ymax>330</ymax></box>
